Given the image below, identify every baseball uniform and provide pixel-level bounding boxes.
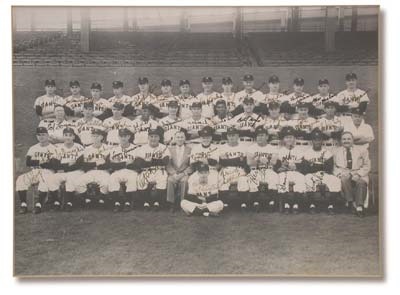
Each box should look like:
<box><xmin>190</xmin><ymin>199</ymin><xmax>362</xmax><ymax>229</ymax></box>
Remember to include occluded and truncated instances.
<box><xmin>75</xmin><ymin>117</ymin><xmax>104</xmax><ymax>147</ymax></box>
<box><xmin>130</xmin><ymin>116</ymin><xmax>160</xmax><ymax>146</ymax></box>
<box><xmin>264</xmin><ymin>115</ymin><xmax>288</xmax><ymax>146</ymax></box>
<box><xmin>38</xmin><ymin>119</ymin><xmax>77</xmax><ymax>144</ymax></box>
<box><xmin>180</xmin><ymin>116</ymin><xmax>213</xmax><ymax>146</ymax></box>
<box><xmin>334</xmin><ymin>88</ymin><xmax>370</xmax><ymax>114</ymax></box>
<box><xmin>159</xmin><ymin>116</ymin><xmax>183</xmax><ymax>145</ymax></box>
<box><xmin>34</xmin><ymin>94</ymin><xmax>65</xmax><ymax>119</ymax></box>
<box><xmin>211</xmin><ymin>114</ymin><xmax>231</xmax><ymax>145</ymax></box>
<box><xmin>103</xmin><ymin>116</ymin><xmax>133</xmax><ymax>146</ymax></box>
<box><xmin>276</xmin><ymin>146</ymin><xmax>306</xmax><ymax>193</ymax></box>
<box><xmin>177</xmin><ymin>94</ymin><xmax>199</xmax><ymax>120</ymax></box>
<box><xmin>196</xmin><ymin>91</ymin><xmax>222</xmax><ymax>118</ymax></box>
<box><xmin>189</xmin><ymin>143</ymin><xmax>220</xmax><ymax>172</ymax></box>
<box><xmin>228</xmin><ymin>112</ymin><xmax>264</xmax><ymax>145</ymax></box>
<box><xmin>64</xmin><ymin>94</ymin><xmax>86</xmax><ymax>121</ymax></box>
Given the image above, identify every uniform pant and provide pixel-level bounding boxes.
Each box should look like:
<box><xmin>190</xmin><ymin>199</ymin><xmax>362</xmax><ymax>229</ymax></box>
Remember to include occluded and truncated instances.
<box><xmin>278</xmin><ymin>171</ymin><xmax>306</xmax><ymax>193</ymax></box>
<box><xmin>340</xmin><ymin>175</ymin><xmax>368</xmax><ymax>207</ymax></box>
<box><xmin>16</xmin><ymin>168</ymin><xmax>54</xmax><ymax>192</ymax></box>
<box><xmin>47</xmin><ymin>170</ymin><xmax>85</xmax><ymax>192</ymax></box>
<box><xmin>181</xmin><ymin>200</ymin><xmax>223</xmax><ymax>215</ymax></box>
<box><xmin>167</xmin><ymin>175</ymin><xmax>188</xmax><ymax>204</ymax></box>
<box><xmin>108</xmin><ymin>169</ymin><xmax>138</xmax><ymax>192</ymax></box>
<box><xmin>305</xmin><ymin>173</ymin><xmax>341</xmax><ymax>193</ymax></box>
<box><xmin>75</xmin><ymin>170</ymin><xmax>110</xmax><ymax>195</ymax></box>
<box><xmin>218</xmin><ymin>167</ymin><xmax>249</xmax><ymax>192</ymax></box>
<box><xmin>137</xmin><ymin>168</ymin><xmax>168</xmax><ymax>191</ymax></box>
<box><xmin>248</xmin><ymin>169</ymin><xmax>280</xmax><ymax>192</ymax></box>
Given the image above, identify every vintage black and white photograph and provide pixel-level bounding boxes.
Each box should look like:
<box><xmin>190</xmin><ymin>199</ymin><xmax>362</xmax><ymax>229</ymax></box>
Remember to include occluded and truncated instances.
<box><xmin>13</xmin><ymin>5</ymin><xmax>380</xmax><ymax>277</ymax></box>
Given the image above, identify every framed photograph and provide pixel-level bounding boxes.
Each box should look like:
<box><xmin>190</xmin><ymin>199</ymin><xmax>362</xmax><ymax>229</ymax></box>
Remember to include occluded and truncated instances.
<box><xmin>13</xmin><ymin>5</ymin><xmax>381</xmax><ymax>277</ymax></box>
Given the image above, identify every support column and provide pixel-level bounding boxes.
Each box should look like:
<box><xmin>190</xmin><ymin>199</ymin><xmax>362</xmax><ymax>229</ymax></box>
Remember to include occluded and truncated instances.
<box><xmin>233</xmin><ymin>7</ymin><xmax>243</xmax><ymax>40</ymax></box>
<box><xmin>30</xmin><ymin>10</ymin><xmax>36</xmax><ymax>32</ymax></box>
<box><xmin>292</xmin><ymin>7</ymin><xmax>300</xmax><ymax>32</ymax></box>
<box><xmin>123</xmin><ymin>8</ymin><xmax>129</xmax><ymax>31</ymax></box>
<box><xmin>180</xmin><ymin>8</ymin><xmax>189</xmax><ymax>32</ymax></box>
<box><xmin>338</xmin><ymin>6</ymin><xmax>345</xmax><ymax>31</ymax></box>
<box><xmin>80</xmin><ymin>8</ymin><xmax>91</xmax><ymax>52</ymax></box>
<box><xmin>280</xmin><ymin>10</ymin><xmax>287</xmax><ymax>32</ymax></box>
<box><xmin>325</xmin><ymin>6</ymin><xmax>337</xmax><ymax>52</ymax></box>
<box><xmin>351</xmin><ymin>6</ymin><xmax>358</xmax><ymax>32</ymax></box>
<box><xmin>67</xmin><ymin>8</ymin><xmax>73</xmax><ymax>38</ymax></box>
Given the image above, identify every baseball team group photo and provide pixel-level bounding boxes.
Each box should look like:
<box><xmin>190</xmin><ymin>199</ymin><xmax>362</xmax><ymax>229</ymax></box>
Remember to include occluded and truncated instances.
<box><xmin>12</xmin><ymin>6</ymin><xmax>381</xmax><ymax>277</ymax></box>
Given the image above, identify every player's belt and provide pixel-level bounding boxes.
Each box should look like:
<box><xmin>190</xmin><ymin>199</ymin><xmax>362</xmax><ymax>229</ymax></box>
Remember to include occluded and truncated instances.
<box><xmin>251</xmin><ymin>166</ymin><xmax>270</xmax><ymax>170</ymax></box>
<box><xmin>296</xmin><ymin>139</ymin><xmax>310</xmax><ymax>146</ymax></box>
<box><xmin>213</xmin><ymin>140</ymin><xmax>227</xmax><ymax>145</ymax></box>
<box><xmin>106</xmin><ymin>142</ymin><xmax>119</xmax><ymax>146</ymax></box>
<box><xmin>239</xmin><ymin>138</ymin><xmax>254</xmax><ymax>142</ymax></box>
<box><xmin>269</xmin><ymin>139</ymin><xmax>280</xmax><ymax>146</ymax></box>
<box><xmin>143</xmin><ymin>166</ymin><xmax>166</xmax><ymax>171</ymax></box>
<box><xmin>341</xmin><ymin>112</ymin><xmax>353</xmax><ymax>116</ymax></box>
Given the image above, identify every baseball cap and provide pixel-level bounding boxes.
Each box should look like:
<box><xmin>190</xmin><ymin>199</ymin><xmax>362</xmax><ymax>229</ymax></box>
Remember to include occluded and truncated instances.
<box><xmin>112</xmin><ymin>102</ymin><xmax>125</xmax><ymax>110</ymax></box>
<box><xmin>168</xmin><ymin>100</ymin><xmax>179</xmax><ymax>108</ymax></box>
<box><xmin>63</xmin><ymin>127</ymin><xmax>75</xmax><ymax>135</ymax></box>
<box><xmin>148</xmin><ymin>127</ymin><xmax>163</xmax><ymax>137</ymax></box>
<box><xmin>91</xmin><ymin>128</ymin><xmax>105</xmax><ymax>136</ymax></box>
<box><xmin>199</xmin><ymin>126</ymin><xmax>214</xmax><ymax>137</ymax></box>
<box><xmin>345</xmin><ymin>73</ymin><xmax>358</xmax><ymax>81</ymax></box>
<box><xmin>222</xmin><ymin>77</ymin><xmax>233</xmax><ymax>85</ymax></box>
<box><xmin>54</xmin><ymin>104</ymin><xmax>65</xmax><ymax>111</ymax></box>
<box><xmin>179</xmin><ymin>79</ymin><xmax>190</xmax><ymax>86</ymax></box>
<box><xmin>255</xmin><ymin>125</ymin><xmax>268</xmax><ymax>135</ymax></box>
<box><xmin>202</xmin><ymin>77</ymin><xmax>213</xmax><ymax>83</ymax></box>
<box><xmin>310</xmin><ymin>128</ymin><xmax>325</xmax><ymax>140</ymax></box>
<box><xmin>112</xmin><ymin>81</ymin><xmax>124</xmax><ymax>88</ymax></box>
<box><xmin>198</xmin><ymin>163</ymin><xmax>210</xmax><ymax>173</ymax></box>
<box><xmin>36</xmin><ymin>127</ymin><xmax>48</xmax><ymax>134</ymax></box>
<box><xmin>268</xmin><ymin>101</ymin><xmax>281</xmax><ymax>110</ymax></box>
<box><xmin>118</xmin><ymin>128</ymin><xmax>132</xmax><ymax>137</ymax></box>
<box><xmin>215</xmin><ymin>99</ymin><xmax>227</xmax><ymax>106</ymax></box>
<box><xmin>44</xmin><ymin>79</ymin><xmax>56</xmax><ymax>87</ymax></box>
<box><xmin>279</xmin><ymin>102</ymin><xmax>292</xmax><ymax>113</ymax></box>
<box><xmin>243</xmin><ymin>74</ymin><xmax>254</xmax><ymax>81</ymax></box>
<box><xmin>293</xmin><ymin>77</ymin><xmax>305</xmax><ymax>86</ymax></box>
<box><xmin>90</xmin><ymin>82</ymin><xmax>102</xmax><ymax>90</ymax></box>
<box><xmin>161</xmin><ymin>79</ymin><xmax>172</xmax><ymax>86</ymax></box>
<box><xmin>138</xmin><ymin>77</ymin><xmax>149</xmax><ymax>85</ymax></box>
<box><xmin>318</xmin><ymin>78</ymin><xmax>329</xmax><ymax>86</ymax></box>
<box><xmin>83</xmin><ymin>101</ymin><xmax>94</xmax><ymax>109</ymax></box>
<box><xmin>268</xmin><ymin>75</ymin><xmax>280</xmax><ymax>84</ymax></box>
<box><xmin>324</xmin><ymin>100</ymin><xmax>337</xmax><ymax>108</ymax></box>
<box><xmin>243</xmin><ymin>96</ymin><xmax>255</xmax><ymax>104</ymax></box>
<box><xmin>69</xmin><ymin>80</ymin><xmax>80</xmax><ymax>87</ymax></box>
<box><xmin>226</xmin><ymin>126</ymin><xmax>239</xmax><ymax>135</ymax></box>
<box><xmin>191</xmin><ymin>101</ymin><xmax>202</xmax><ymax>108</ymax></box>
<box><xmin>351</xmin><ymin>107</ymin><xmax>365</xmax><ymax>116</ymax></box>
<box><xmin>279</xmin><ymin>126</ymin><xmax>296</xmax><ymax>138</ymax></box>
<box><xmin>141</xmin><ymin>103</ymin><xmax>152</xmax><ymax>111</ymax></box>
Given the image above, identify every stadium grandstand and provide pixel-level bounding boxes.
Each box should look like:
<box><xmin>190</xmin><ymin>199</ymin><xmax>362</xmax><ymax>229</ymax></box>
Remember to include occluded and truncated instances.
<box><xmin>12</xmin><ymin>6</ymin><xmax>378</xmax><ymax>67</ymax></box>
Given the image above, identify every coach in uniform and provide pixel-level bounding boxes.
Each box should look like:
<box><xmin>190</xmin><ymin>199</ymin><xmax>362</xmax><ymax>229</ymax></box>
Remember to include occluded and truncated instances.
<box><xmin>34</xmin><ymin>79</ymin><xmax>65</xmax><ymax>120</ymax></box>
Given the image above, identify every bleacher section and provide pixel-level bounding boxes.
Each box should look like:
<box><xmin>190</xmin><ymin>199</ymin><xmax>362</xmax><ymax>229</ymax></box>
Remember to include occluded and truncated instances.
<box><xmin>13</xmin><ymin>31</ymin><xmax>377</xmax><ymax>67</ymax></box>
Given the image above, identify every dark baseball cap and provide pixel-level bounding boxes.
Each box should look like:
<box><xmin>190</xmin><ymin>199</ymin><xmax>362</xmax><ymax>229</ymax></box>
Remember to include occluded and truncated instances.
<box><xmin>83</xmin><ymin>101</ymin><xmax>94</xmax><ymax>109</ymax></box>
<box><xmin>90</xmin><ymin>82</ymin><xmax>102</xmax><ymax>90</ymax></box>
<box><xmin>345</xmin><ymin>73</ymin><xmax>358</xmax><ymax>81</ymax></box>
<box><xmin>161</xmin><ymin>79</ymin><xmax>172</xmax><ymax>86</ymax></box>
<box><xmin>168</xmin><ymin>100</ymin><xmax>179</xmax><ymax>108</ymax></box>
<box><xmin>138</xmin><ymin>77</ymin><xmax>149</xmax><ymax>85</ymax></box>
<box><xmin>243</xmin><ymin>96</ymin><xmax>255</xmax><ymax>104</ymax></box>
<box><xmin>191</xmin><ymin>101</ymin><xmax>202</xmax><ymax>108</ymax></box>
<box><xmin>91</xmin><ymin>128</ymin><xmax>106</xmax><ymax>136</ymax></box>
<box><xmin>112</xmin><ymin>102</ymin><xmax>125</xmax><ymax>110</ymax></box>
<box><xmin>179</xmin><ymin>79</ymin><xmax>190</xmax><ymax>86</ymax></box>
<box><xmin>69</xmin><ymin>80</ymin><xmax>80</xmax><ymax>87</ymax></box>
<box><xmin>279</xmin><ymin>126</ymin><xmax>296</xmax><ymax>138</ymax></box>
<box><xmin>199</xmin><ymin>126</ymin><xmax>214</xmax><ymax>137</ymax></box>
<box><xmin>243</xmin><ymin>74</ymin><xmax>254</xmax><ymax>81</ymax></box>
<box><xmin>255</xmin><ymin>125</ymin><xmax>268</xmax><ymax>135</ymax></box>
<box><xmin>148</xmin><ymin>127</ymin><xmax>163</xmax><ymax>137</ymax></box>
<box><xmin>268</xmin><ymin>75</ymin><xmax>280</xmax><ymax>83</ymax></box>
<box><xmin>293</xmin><ymin>78</ymin><xmax>305</xmax><ymax>86</ymax></box>
<box><xmin>198</xmin><ymin>163</ymin><xmax>210</xmax><ymax>173</ymax></box>
<box><xmin>118</xmin><ymin>128</ymin><xmax>132</xmax><ymax>136</ymax></box>
<box><xmin>226</xmin><ymin>126</ymin><xmax>239</xmax><ymax>135</ymax></box>
<box><xmin>268</xmin><ymin>101</ymin><xmax>281</xmax><ymax>109</ymax></box>
<box><xmin>202</xmin><ymin>77</ymin><xmax>213</xmax><ymax>83</ymax></box>
<box><xmin>318</xmin><ymin>78</ymin><xmax>329</xmax><ymax>86</ymax></box>
<box><xmin>324</xmin><ymin>100</ymin><xmax>337</xmax><ymax>108</ymax></box>
<box><xmin>63</xmin><ymin>127</ymin><xmax>75</xmax><ymax>135</ymax></box>
<box><xmin>215</xmin><ymin>99</ymin><xmax>227</xmax><ymax>106</ymax></box>
<box><xmin>351</xmin><ymin>107</ymin><xmax>365</xmax><ymax>116</ymax></box>
<box><xmin>44</xmin><ymin>79</ymin><xmax>56</xmax><ymax>86</ymax></box>
<box><xmin>310</xmin><ymin>128</ymin><xmax>325</xmax><ymax>140</ymax></box>
<box><xmin>222</xmin><ymin>77</ymin><xmax>233</xmax><ymax>85</ymax></box>
<box><xmin>36</xmin><ymin>127</ymin><xmax>48</xmax><ymax>134</ymax></box>
<box><xmin>112</xmin><ymin>81</ymin><xmax>124</xmax><ymax>88</ymax></box>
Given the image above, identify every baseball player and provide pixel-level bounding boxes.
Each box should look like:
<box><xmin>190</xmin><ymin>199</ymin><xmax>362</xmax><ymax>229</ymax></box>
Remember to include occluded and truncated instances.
<box><xmin>303</xmin><ymin>128</ymin><xmax>341</xmax><ymax>214</ymax></box>
<box><xmin>181</xmin><ymin>163</ymin><xmax>224</xmax><ymax>217</ymax></box>
<box><xmin>108</xmin><ymin>81</ymin><xmax>133</xmax><ymax>117</ymax></box>
<box><xmin>211</xmin><ymin>99</ymin><xmax>231</xmax><ymax>145</ymax></box>
<box><xmin>196</xmin><ymin>76</ymin><xmax>222</xmax><ymax>118</ymax></box>
<box><xmin>263</xmin><ymin>75</ymin><xmax>286</xmax><ymax>105</ymax></box>
<box><xmin>159</xmin><ymin>100</ymin><xmax>184</xmax><ymax>145</ymax></box>
<box><xmin>38</xmin><ymin>105</ymin><xmax>78</xmax><ymax>144</ymax></box>
<box><xmin>75</xmin><ymin>101</ymin><xmax>104</xmax><ymax>147</ymax></box>
<box><xmin>16</xmin><ymin>127</ymin><xmax>57</xmax><ymax>214</ymax></box>
<box><xmin>189</xmin><ymin>126</ymin><xmax>220</xmax><ymax>173</ymax></box>
<box><xmin>34</xmin><ymin>79</ymin><xmax>65</xmax><ymax>120</ymax></box>
<box><xmin>64</xmin><ymin>80</ymin><xmax>86</xmax><ymax>121</ymax></box>
<box><xmin>342</xmin><ymin>107</ymin><xmax>374</xmax><ymax>149</ymax></box>
<box><xmin>228</xmin><ymin>97</ymin><xmax>264</xmax><ymax>146</ymax></box>
<box><xmin>46</xmin><ymin>127</ymin><xmax>85</xmax><ymax>212</ymax></box>
<box><xmin>130</xmin><ymin>104</ymin><xmax>160</xmax><ymax>146</ymax></box>
<box><xmin>133</xmin><ymin>127</ymin><xmax>171</xmax><ymax>211</ymax></box>
<box><xmin>263</xmin><ymin>101</ymin><xmax>288</xmax><ymax>146</ymax></box>
<box><xmin>246</xmin><ymin>126</ymin><xmax>280</xmax><ymax>212</ymax></box>
<box><xmin>235</xmin><ymin>74</ymin><xmax>265</xmax><ymax>109</ymax></box>
<box><xmin>281</xmin><ymin>77</ymin><xmax>310</xmax><ymax>115</ymax></box>
<box><xmin>334</xmin><ymin>73</ymin><xmax>370</xmax><ymax>115</ymax></box>
<box><xmin>108</xmin><ymin>128</ymin><xmax>138</xmax><ymax>212</ymax></box>
<box><xmin>89</xmin><ymin>82</ymin><xmax>112</xmax><ymax>121</ymax></box>
<box><xmin>151</xmin><ymin>79</ymin><xmax>177</xmax><ymax>118</ymax></box>
<box><xmin>303</xmin><ymin>78</ymin><xmax>336</xmax><ymax>118</ymax></box>
<box><xmin>103</xmin><ymin>102</ymin><xmax>134</xmax><ymax>146</ymax></box>
<box><xmin>218</xmin><ymin>127</ymin><xmax>250</xmax><ymax>210</ymax></box>
<box><xmin>219</xmin><ymin>77</ymin><xmax>239</xmax><ymax>115</ymax></box>
<box><xmin>180</xmin><ymin>101</ymin><xmax>213</xmax><ymax>146</ymax></box>
<box><xmin>176</xmin><ymin>79</ymin><xmax>198</xmax><ymax>120</ymax></box>
<box><xmin>287</xmin><ymin>102</ymin><xmax>317</xmax><ymax>151</ymax></box>
<box><xmin>75</xmin><ymin>128</ymin><xmax>111</xmax><ymax>208</ymax></box>
<box><xmin>130</xmin><ymin>77</ymin><xmax>156</xmax><ymax>117</ymax></box>
<box><xmin>275</xmin><ymin>126</ymin><xmax>307</xmax><ymax>214</ymax></box>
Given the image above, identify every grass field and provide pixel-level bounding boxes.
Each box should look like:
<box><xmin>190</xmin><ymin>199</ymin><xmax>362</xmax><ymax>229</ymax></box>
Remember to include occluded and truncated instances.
<box><xmin>13</xmin><ymin>65</ymin><xmax>381</xmax><ymax>277</ymax></box>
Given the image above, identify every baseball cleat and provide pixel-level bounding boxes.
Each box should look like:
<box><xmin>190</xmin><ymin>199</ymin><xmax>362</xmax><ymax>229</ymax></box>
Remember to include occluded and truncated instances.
<box><xmin>53</xmin><ymin>201</ymin><xmax>61</xmax><ymax>212</ymax></box>
<box><xmin>203</xmin><ymin>212</ymin><xmax>210</xmax><ymax>217</ymax></box>
<box><xmin>33</xmin><ymin>204</ymin><xmax>42</xmax><ymax>214</ymax></box>
<box><xmin>143</xmin><ymin>202</ymin><xmax>150</xmax><ymax>211</ymax></box>
<box><xmin>113</xmin><ymin>203</ymin><xmax>121</xmax><ymax>213</ymax></box>
<box><xmin>327</xmin><ymin>206</ymin><xmax>335</xmax><ymax>215</ymax></box>
<box><xmin>292</xmin><ymin>205</ymin><xmax>299</xmax><ymax>215</ymax></box>
<box><xmin>309</xmin><ymin>205</ymin><xmax>317</xmax><ymax>215</ymax></box>
<box><xmin>253</xmin><ymin>202</ymin><xmax>260</xmax><ymax>213</ymax></box>
<box><xmin>65</xmin><ymin>202</ymin><xmax>73</xmax><ymax>212</ymax></box>
<box><xmin>283</xmin><ymin>203</ymin><xmax>290</xmax><ymax>215</ymax></box>
<box><xmin>19</xmin><ymin>204</ymin><xmax>28</xmax><ymax>214</ymax></box>
<box><xmin>240</xmin><ymin>203</ymin><xmax>247</xmax><ymax>212</ymax></box>
<box><xmin>356</xmin><ymin>207</ymin><xmax>365</xmax><ymax>218</ymax></box>
<box><xmin>123</xmin><ymin>202</ymin><xmax>131</xmax><ymax>212</ymax></box>
<box><xmin>153</xmin><ymin>202</ymin><xmax>160</xmax><ymax>212</ymax></box>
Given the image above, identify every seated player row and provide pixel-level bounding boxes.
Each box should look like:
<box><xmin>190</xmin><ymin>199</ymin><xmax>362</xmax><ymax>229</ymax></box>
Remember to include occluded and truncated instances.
<box><xmin>37</xmin><ymin>97</ymin><xmax>374</xmax><ymax>150</ymax></box>
<box><xmin>16</xmin><ymin>124</ymin><xmax>371</xmax><ymax>218</ymax></box>
<box><xmin>34</xmin><ymin>72</ymin><xmax>370</xmax><ymax>123</ymax></box>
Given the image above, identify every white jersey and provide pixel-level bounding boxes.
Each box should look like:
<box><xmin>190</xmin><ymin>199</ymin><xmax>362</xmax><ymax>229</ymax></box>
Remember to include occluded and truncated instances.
<box><xmin>188</xmin><ymin>172</ymin><xmax>219</xmax><ymax>198</ymax></box>
<box><xmin>282</xmin><ymin>92</ymin><xmax>310</xmax><ymax>106</ymax></box>
<box><xmin>277</xmin><ymin>146</ymin><xmax>304</xmax><ymax>167</ymax></box>
<box><xmin>219</xmin><ymin>143</ymin><xmax>247</xmax><ymax>163</ymax></box>
<box><xmin>54</xmin><ymin>142</ymin><xmax>84</xmax><ymax>167</ymax></box>
<box><xmin>303</xmin><ymin>93</ymin><xmax>336</xmax><ymax>111</ymax></box>
<box><xmin>159</xmin><ymin>116</ymin><xmax>184</xmax><ymax>144</ymax></box>
<box><xmin>264</xmin><ymin>116</ymin><xmax>288</xmax><ymax>141</ymax></box>
<box><xmin>134</xmin><ymin>143</ymin><xmax>171</xmax><ymax>166</ymax></box>
<box><xmin>26</xmin><ymin>143</ymin><xmax>57</xmax><ymax>165</ymax></box>
<box><xmin>108</xmin><ymin>95</ymin><xmax>133</xmax><ymax>106</ymax></box>
<box><xmin>82</xmin><ymin>144</ymin><xmax>110</xmax><ymax>164</ymax></box>
<box><xmin>189</xmin><ymin>144</ymin><xmax>219</xmax><ymax>166</ymax></box>
<box><xmin>103</xmin><ymin>117</ymin><xmax>133</xmax><ymax>145</ymax></box>
<box><xmin>334</xmin><ymin>88</ymin><xmax>370</xmax><ymax>109</ymax></box>
<box><xmin>218</xmin><ymin>92</ymin><xmax>239</xmax><ymax>113</ymax></box>
<box><xmin>38</xmin><ymin>119</ymin><xmax>77</xmax><ymax>143</ymax></box>
<box><xmin>176</xmin><ymin>94</ymin><xmax>199</xmax><ymax>120</ymax></box>
<box><xmin>263</xmin><ymin>92</ymin><xmax>286</xmax><ymax>105</ymax></box>
<box><xmin>247</xmin><ymin>143</ymin><xmax>278</xmax><ymax>169</ymax></box>
<box><xmin>180</xmin><ymin>116</ymin><xmax>213</xmax><ymax>142</ymax></box>
<box><xmin>91</xmin><ymin>98</ymin><xmax>111</xmax><ymax>117</ymax></box>
<box><xmin>235</xmin><ymin>89</ymin><xmax>265</xmax><ymax>105</ymax></box>
<box><xmin>287</xmin><ymin>116</ymin><xmax>317</xmax><ymax>138</ymax></box>
<box><xmin>75</xmin><ymin>117</ymin><xmax>104</xmax><ymax>146</ymax></box>
<box><xmin>34</xmin><ymin>94</ymin><xmax>65</xmax><ymax>118</ymax></box>
<box><xmin>303</xmin><ymin>147</ymin><xmax>333</xmax><ymax>167</ymax></box>
<box><xmin>197</xmin><ymin>92</ymin><xmax>222</xmax><ymax>118</ymax></box>
<box><xmin>131</xmin><ymin>92</ymin><xmax>156</xmax><ymax>110</ymax></box>
<box><xmin>314</xmin><ymin>116</ymin><xmax>344</xmax><ymax>137</ymax></box>
<box><xmin>64</xmin><ymin>95</ymin><xmax>86</xmax><ymax>116</ymax></box>
<box><xmin>130</xmin><ymin>117</ymin><xmax>160</xmax><ymax>145</ymax></box>
<box><xmin>212</xmin><ymin>115</ymin><xmax>231</xmax><ymax>139</ymax></box>
<box><xmin>109</xmin><ymin>144</ymin><xmax>137</xmax><ymax>165</ymax></box>
<box><xmin>229</xmin><ymin>113</ymin><xmax>264</xmax><ymax>135</ymax></box>
<box><xmin>153</xmin><ymin>94</ymin><xmax>178</xmax><ymax>115</ymax></box>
